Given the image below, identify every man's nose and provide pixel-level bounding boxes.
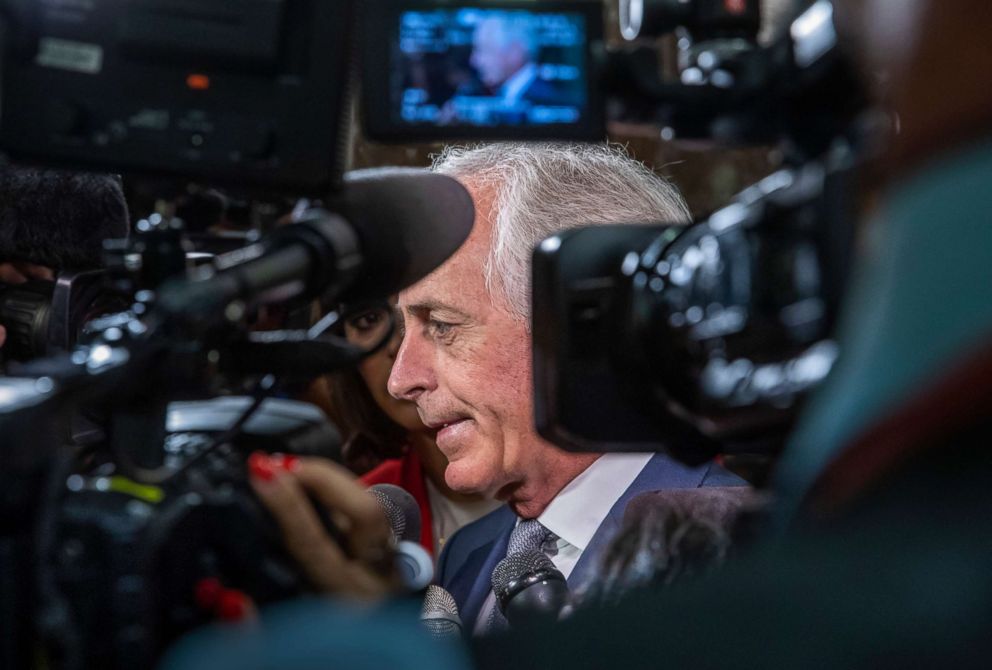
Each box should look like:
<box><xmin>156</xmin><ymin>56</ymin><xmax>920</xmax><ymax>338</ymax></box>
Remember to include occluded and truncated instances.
<box><xmin>387</xmin><ymin>330</ymin><xmax>433</xmax><ymax>401</ymax></box>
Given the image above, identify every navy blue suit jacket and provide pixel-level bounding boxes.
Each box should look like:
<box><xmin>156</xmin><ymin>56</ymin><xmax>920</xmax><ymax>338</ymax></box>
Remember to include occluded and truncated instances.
<box><xmin>435</xmin><ymin>453</ymin><xmax>745</xmax><ymax>632</ymax></box>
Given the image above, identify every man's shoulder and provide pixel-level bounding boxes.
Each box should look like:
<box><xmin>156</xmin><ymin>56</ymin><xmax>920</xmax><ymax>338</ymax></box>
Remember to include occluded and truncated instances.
<box><xmin>635</xmin><ymin>452</ymin><xmax>748</xmax><ymax>491</ymax></box>
<box><xmin>521</xmin><ymin>77</ymin><xmax>563</xmax><ymax>104</ymax></box>
<box><xmin>699</xmin><ymin>460</ymin><xmax>748</xmax><ymax>487</ymax></box>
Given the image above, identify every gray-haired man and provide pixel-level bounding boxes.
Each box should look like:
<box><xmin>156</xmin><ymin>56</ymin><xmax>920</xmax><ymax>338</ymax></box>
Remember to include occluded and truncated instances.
<box><xmin>387</xmin><ymin>143</ymin><xmax>746</xmax><ymax>634</ymax></box>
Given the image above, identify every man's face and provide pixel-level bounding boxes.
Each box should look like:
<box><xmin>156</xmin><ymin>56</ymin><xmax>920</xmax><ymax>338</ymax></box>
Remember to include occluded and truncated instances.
<box><xmin>387</xmin><ymin>184</ymin><xmax>550</xmax><ymax>502</ymax></box>
<box><xmin>470</xmin><ymin>20</ymin><xmax>529</xmax><ymax>89</ymax></box>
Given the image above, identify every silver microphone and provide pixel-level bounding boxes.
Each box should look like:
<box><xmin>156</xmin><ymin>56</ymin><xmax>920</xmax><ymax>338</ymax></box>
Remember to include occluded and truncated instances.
<box><xmin>421</xmin><ymin>585</ymin><xmax>463</xmax><ymax>640</ymax></box>
<box><xmin>369</xmin><ymin>483</ymin><xmax>433</xmax><ymax>591</ymax></box>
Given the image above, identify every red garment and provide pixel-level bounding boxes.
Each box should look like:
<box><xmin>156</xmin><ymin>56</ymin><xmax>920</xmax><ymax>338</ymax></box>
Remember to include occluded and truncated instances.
<box><xmin>360</xmin><ymin>450</ymin><xmax>434</xmax><ymax>557</ymax></box>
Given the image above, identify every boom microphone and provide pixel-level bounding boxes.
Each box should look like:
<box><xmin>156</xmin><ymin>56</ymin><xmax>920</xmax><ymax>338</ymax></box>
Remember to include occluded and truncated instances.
<box><xmin>336</xmin><ymin>167</ymin><xmax>476</xmax><ymax>302</ymax></box>
<box><xmin>491</xmin><ymin>549</ymin><xmax>569</xmax><ymax>628</ymax></box>
<box><xmin>156</xmin><ymin>168</ymin><xmax>474</xmax><ymax>322</ymax></box>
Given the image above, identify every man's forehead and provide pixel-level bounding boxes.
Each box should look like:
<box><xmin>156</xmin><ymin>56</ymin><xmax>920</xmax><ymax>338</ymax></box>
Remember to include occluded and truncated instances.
<box><xmin>397</xmin><ymin>181</ymin><xmax>493</xmax><ymax>312</ymax></box>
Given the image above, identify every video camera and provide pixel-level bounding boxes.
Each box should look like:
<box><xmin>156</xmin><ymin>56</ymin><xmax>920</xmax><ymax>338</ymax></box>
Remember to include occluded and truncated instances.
<box><xmin>0</xmin><ymin>0</ymin><xmax>870</xmax><ymax>666</ymax></box>
<box><xmin>522</xmin><ymin>0</ymin><xmax>871</xmax><ymax>462</ymax></box>
<box><xmin>0</xmin><ymin>2</ymin><xmax>473</xmax><ymax>666</ymax></box>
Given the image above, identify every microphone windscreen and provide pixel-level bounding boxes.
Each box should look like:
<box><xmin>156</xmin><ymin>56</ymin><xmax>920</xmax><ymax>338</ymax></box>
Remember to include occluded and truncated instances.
<box><xmin>336</xmin><ymin>167</ymin><xmax>474</xmax><ymax>301</ymax></box>
<box><xmin>0</xmin><ymin>166</ymin><xmax>129</xmax><ymax>270</ymax></box>
<box><xmin>421</xmin><ymin>584</ymin><xmax>463</xmax><ymax>640</ymax></box>
<box><xmin>370</xmin><ymin>483</ymin><xmax>422</xmax><ymax>543</ymax></box>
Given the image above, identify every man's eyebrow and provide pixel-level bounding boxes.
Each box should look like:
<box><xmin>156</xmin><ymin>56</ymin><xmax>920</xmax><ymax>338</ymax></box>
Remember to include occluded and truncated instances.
<box><xmin>403</xmin><ymin>300</ymin><xmax>471</xmax><ymax>320</ymax></box>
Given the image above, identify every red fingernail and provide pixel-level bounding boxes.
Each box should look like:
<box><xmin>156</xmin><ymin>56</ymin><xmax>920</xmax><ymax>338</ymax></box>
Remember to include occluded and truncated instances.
<box><xmin>216</xmin><ymin>589</ymin><xmax>252</xmax><ymax>622</ymax></box>
<box><xmin>270</xmin><ymin>453</ymin><xmax>301</xmax><ymax>472</ymax></box>
<box><xmin>248</xmin><ymin>452</ymin><xmax>275</xmax><ymax>482</ymax></box>
<box><xmin>194</xmin><ymin>577</ymin><xmax>223</xmax><ymax>610</ymax></box>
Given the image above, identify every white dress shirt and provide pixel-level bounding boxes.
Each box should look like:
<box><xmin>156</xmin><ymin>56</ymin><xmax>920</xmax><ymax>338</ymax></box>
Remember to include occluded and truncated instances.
<box><xmin>473</xmin><ymin>452</ymin><xmax>653</xmax><ymax>635</ymax></box>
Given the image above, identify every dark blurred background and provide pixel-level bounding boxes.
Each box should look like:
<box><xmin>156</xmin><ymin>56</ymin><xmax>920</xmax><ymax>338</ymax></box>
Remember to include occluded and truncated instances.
<box><xmin>351</xmin><ymin>0</ymin><xmax>791</xmax><ymax>218</ymax></box>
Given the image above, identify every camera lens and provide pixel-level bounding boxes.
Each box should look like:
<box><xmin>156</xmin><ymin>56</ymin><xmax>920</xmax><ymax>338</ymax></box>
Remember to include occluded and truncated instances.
<box><xmin>0</xmin><ymin>281</ymin><xmax>54</xmax><ymax>362</ymax></box>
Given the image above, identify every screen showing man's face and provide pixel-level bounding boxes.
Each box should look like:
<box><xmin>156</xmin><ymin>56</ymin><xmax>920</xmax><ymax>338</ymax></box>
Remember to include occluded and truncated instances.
<box><xmin>470</xmin><ymin>18</ymin><xmax>532</xmax><ymax>89</ymax></box>
<box><xmin>390</xmin><ymin>8</ymin><xmax>589</xmax><ymax>129</ymax></box>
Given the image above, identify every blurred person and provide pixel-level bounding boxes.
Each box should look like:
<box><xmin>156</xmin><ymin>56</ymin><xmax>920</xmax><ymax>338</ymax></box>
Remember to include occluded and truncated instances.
<box><xmin>387</xmin><ymin>143</ymin><xmax>746</xmax><ymax>634</ymax></box>
<box><xmin>468</xmin><ymin>15</ymin><xmax>556</xmax><ymax>105</ymax></box>
<box><xmin>440</xmin><ymin>14</ymin><xmax>564</xmax><ymax>125</ymax></box>
<box><xmin>584</xmin><ymin>487</ymin><xmax>759</xmax><ymax>607</ymax></box>
<box><xmin>0</xmin><ymin>166</ymin><xmax>129</xmax><ymax>351</ymax></box>
<box><xmin>328</xmin><ymin>299</ymin><xmax>501</xmax><ymax>559</ymax></box>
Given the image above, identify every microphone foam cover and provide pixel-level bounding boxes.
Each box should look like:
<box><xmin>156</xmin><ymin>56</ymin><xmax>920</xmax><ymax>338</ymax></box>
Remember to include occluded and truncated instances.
<box><xmin>370</xmin><ymin>483</ymin><xmax>422</xmax><ymax>543</ymax></box>
<box><xmin>337</xmin><ymin>167</ymin><xmax>474</xmax><ymax>301</ymax></box>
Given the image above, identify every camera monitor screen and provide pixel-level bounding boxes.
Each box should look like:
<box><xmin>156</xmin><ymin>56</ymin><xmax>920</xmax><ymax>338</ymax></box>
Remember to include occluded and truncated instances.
<box><xmin>364</xmin><ymin>2</ymin><xmax>604</xmax><ymax>141</ymax></box>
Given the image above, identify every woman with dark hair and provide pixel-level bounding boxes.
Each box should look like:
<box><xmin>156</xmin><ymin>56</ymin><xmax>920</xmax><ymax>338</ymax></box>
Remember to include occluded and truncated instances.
<box><xmin>325</xmin><ymin>300</ymin><xmax>499</xmax><ymax>560</ymax></box>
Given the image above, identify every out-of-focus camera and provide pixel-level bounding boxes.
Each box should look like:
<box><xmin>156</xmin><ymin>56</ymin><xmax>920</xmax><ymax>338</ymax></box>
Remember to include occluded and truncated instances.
<box><xmin>0</xmin><ymin>270</ymin><xmax>126</xmax><ymax>364</ymax></box>
<box><xmin>531</xmin><ymin>0</ymin><xmax>870</xmax><ymax>461</ymax></box>
<box><xmin>533</xmin><ymin>155</ymin><xmax>857</xmax><ymax>462</ymax></box>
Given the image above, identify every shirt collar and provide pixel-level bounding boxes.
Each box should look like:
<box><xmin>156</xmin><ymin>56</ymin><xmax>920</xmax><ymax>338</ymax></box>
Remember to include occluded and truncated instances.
<box><xmin>536</xmin><ymin>453</ymin><xmax>653</xmax><ymax>551</ymax></box>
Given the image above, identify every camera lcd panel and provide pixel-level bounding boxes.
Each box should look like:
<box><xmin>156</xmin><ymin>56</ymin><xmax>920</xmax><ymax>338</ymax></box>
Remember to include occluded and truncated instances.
<box><xmin>364</xmin><ymin>2</ymin><xmax>604</xmax><ymax>141</ymax></box>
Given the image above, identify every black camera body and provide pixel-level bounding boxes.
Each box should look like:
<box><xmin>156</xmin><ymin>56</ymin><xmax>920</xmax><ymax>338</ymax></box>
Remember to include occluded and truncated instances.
<box><xmin>533</xmin><ymin>158</ymin><xmax>857</xmax><ymax>460</ymax></box>
<box><xmin>45</xmin><ymin>398</ymin><xmax>339</xmax><ymax>667</ymax></box>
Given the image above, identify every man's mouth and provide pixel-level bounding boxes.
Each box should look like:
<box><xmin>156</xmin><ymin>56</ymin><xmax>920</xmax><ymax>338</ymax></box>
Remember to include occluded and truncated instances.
<box><xmin>430</xmin><ymin>419</ymin><xmax>467</xmax><ymax>431</ymax></box>
<box><xmin>425</xmin><ymin>417</ymin><xmax>471</xmax><ymax>447</ymax></box>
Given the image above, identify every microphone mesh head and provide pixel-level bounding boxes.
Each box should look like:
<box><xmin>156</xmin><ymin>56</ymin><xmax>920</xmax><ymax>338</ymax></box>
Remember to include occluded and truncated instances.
<box><xmin>421</xmin><ymin>585</ymin><xmax>462</xmax><ymax>640</ymax></box>
<box><xmin>422</xmin><ymin>583</ymin><xmax>459</xmax><ymax>616</ymax></box>
<box><xmin>370</xmin><ymin>483</ymin><xmax>421</xmax><ymax>542</ymax></box>
<box><xmin>491</xmin><ymin>549</ymin><xmax>558</xmax><ymax>597</ymax></box>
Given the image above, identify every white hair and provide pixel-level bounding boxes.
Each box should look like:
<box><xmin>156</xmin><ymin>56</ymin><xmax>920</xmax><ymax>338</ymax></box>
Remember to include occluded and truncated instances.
<box><xmin>431</xmin><ymin>142</ymin><xmax>691</xmax><ymax>322</ymax></box>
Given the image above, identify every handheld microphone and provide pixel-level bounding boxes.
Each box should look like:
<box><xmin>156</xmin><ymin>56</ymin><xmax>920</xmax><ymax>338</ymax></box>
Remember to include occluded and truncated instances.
<box><xmin>491</xmin><ymin>549</ymin><xmax>569</xmax><ymax>628</ymax></box>
<box><xmin>369</xmin><ymin>483</ymin><xmax>433</xmax><ymax>592</ymax></box>
<box><xmin>370</xmin><ymin>483</ymin><xmax>421</xmax><ymax>543</ymax></box>
<box><xmin>420</xmin><ymin>585</ymin><xmax>463</xmax><ymax>640</ymax></box>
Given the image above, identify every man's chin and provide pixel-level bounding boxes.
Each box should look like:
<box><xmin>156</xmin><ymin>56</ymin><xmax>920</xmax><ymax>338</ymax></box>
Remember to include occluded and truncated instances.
<box><xmin>443</xmin><ymin>460</ymin><xmax>496</xmax><ymax>497</ymax></box>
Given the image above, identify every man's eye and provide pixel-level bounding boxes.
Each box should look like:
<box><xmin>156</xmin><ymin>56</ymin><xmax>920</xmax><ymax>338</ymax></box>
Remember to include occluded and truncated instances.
<box><xmin>428</xmin><ymin>320</ymin><xmax>454</xmax><ymax>338</ymax></box>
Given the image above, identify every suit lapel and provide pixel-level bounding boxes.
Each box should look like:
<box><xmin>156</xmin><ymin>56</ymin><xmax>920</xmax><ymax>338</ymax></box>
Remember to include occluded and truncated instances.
<box><xmin>568</xmin><ymin>453</ymin><xmax>711</xmax><ymax>591</ymax></box>
<box><xmin>444</xmin><ymin>506</ymin><xmax>515</xmax><ymax>631</ymax></box>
